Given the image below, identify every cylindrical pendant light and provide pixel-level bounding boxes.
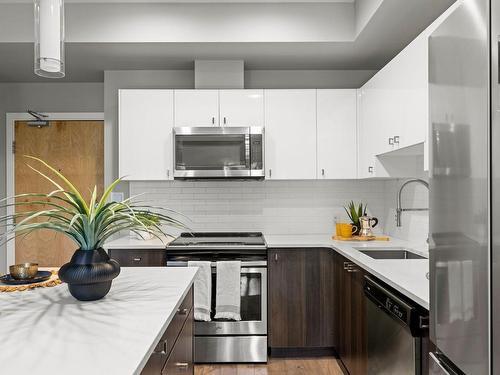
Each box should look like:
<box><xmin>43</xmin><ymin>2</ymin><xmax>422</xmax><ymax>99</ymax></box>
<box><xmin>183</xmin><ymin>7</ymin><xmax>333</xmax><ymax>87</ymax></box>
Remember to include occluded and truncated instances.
<box><xmin>34</xmin><ymin>0</ymin><xmax>65</xmax><ymax>78</ymax></box>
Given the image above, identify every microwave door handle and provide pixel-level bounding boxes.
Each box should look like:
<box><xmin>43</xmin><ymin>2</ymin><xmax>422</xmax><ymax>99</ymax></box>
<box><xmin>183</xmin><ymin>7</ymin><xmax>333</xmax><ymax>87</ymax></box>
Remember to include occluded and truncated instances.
<box><xmin>245</xmin><ymin>133</ymin><xmax>251</xmax><ymax>170</ymax></box>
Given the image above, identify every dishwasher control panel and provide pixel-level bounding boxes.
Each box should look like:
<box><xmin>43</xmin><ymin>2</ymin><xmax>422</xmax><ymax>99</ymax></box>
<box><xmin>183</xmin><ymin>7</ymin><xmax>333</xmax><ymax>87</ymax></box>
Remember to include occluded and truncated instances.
<box><xmin>364</xmin><ymin>276</ymin><xmax>429</xmax><ymax>337</ymax></box>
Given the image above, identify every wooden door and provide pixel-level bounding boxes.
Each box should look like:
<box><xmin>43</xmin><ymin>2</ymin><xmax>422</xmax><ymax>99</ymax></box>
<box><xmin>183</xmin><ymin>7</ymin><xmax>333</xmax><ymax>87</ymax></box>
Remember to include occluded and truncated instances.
<box><xmin>14</xmin><ymin>120</ymin><xmax>104</xmax><ymax>267</ymax></box>
<box><xmin>219</xmin><ymin>89</ymin><xmax>264</xmax><ymax>127</ymax></box>
<box><xmin>174</xmin><ymin>90</ymin><xmax>219</xmax><ymax>127</ymax></box>
<box><xmin>317</xmin><ymin>89</ymin><xmax>357</xmax><ymax>179</ymax></box>
<box><xmin>264</xmin><ymin>90</ymin><xmax>317</xmax><ymax>180</ymax></box>
<box><xmin>119</xmin><ymin>89</ymin><xmax>174</xmax><ymax>180</ymax></box>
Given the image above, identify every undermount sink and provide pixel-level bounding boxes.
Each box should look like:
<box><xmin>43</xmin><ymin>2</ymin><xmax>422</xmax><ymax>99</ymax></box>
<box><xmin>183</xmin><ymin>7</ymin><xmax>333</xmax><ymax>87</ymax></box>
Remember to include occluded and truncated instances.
<box><xmin>353</xmin><ymin>247</ymin><xmax>427</xmax><ymax>260</ymax></box>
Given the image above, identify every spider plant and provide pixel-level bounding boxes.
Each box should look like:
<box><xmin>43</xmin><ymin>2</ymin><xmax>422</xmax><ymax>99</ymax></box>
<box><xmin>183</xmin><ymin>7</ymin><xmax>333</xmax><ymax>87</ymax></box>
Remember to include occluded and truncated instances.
<box><xmin>0</xmin><ymin>156</ymin><xmax>187</xmax><ymax>251</ymax></box>
<box><xmin>344</xmin><ymin>200</ymin><xmax>367</xmax><ymax>228</ymax></box>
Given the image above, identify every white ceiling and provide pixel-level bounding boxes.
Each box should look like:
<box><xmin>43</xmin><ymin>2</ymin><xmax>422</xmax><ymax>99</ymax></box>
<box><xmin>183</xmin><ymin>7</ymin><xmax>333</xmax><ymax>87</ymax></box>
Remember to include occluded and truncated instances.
<box><xmin>0</xmin><ymin>0</ymin><xmax>455</xmax><ymax>82</ymax></box>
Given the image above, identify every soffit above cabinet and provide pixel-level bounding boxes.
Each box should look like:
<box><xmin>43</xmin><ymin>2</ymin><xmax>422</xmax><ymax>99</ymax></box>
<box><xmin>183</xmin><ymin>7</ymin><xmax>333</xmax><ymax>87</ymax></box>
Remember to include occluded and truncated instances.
<box><xmin>0</xmin><ymin>0</ymin><xmax>455</xmax><ymax>82</ymax></box>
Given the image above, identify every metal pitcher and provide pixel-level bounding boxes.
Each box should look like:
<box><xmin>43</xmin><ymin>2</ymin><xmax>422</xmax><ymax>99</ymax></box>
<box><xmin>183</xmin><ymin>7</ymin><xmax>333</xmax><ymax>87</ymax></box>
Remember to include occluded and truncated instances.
<box><xmin>359</xmin><ymin>215</ymin><xmax>379</xmax><ymax>237</ymax></box>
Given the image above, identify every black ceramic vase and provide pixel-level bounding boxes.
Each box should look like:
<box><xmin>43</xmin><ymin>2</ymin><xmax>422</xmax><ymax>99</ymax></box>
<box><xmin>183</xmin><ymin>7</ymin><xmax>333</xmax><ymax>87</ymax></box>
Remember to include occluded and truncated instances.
<box><xmin>58</xmin><ymin>248</ymin><xmax>120</xmax><ymax>301</ymax></box>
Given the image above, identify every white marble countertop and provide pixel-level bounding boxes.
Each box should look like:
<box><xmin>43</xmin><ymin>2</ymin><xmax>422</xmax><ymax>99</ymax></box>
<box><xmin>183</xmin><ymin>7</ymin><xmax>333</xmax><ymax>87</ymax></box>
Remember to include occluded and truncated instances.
<box><xmin>265</xmin><ymin>234</ymin><xmax>429</xmax><ymax>309</ymax></box>
<box><xmin>103</xmin><ymin>232</ymin><xmax>429</xmax><ymax>309</ymax></box>
<box><xmin>0</xmin><ymin>267</ymin><xmax>197</xmax><ymax>375</ymax></box>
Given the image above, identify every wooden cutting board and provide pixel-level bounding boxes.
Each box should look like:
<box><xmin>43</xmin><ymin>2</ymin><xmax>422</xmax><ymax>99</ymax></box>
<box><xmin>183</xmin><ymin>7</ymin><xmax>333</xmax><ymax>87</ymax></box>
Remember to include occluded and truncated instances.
<box><xmin>332</xmin><ymin>235</ymin><xmax>390</xmax><ymax>242</ymax></box>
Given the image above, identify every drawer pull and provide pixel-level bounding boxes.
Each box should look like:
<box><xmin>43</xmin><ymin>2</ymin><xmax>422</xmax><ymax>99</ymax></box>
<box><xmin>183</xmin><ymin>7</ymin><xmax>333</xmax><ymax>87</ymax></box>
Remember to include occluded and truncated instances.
<box><xmin>177</xmin><ymin>308</ymin><xmax>188</xmax><ymax>315</ymax></box>
<box><xmin>133</xmin><ymin>257</ymin><xmax>142</xmax><ymax>262</ymax></box>
<box><xmin>175</xmin><ymin>362</ymin><xmax>189</xmax><ymax>371</ymax></box>
<box><xmin>343</xmin><ymin>261</ymin><xmax>352</xmax><ymax>270</ymax></box>
<box><xmin>154</xmin><ymin>340</ymin><xmax>168</xmax><ymax>355</ymax></box>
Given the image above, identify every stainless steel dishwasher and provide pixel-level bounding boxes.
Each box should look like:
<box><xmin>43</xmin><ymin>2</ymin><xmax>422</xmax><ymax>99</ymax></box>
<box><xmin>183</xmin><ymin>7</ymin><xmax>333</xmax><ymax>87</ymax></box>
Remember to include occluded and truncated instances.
<box><xmin>364</xmin><ymin>276</ymin><xmax>429</xmax><ymax>375</ymax></box>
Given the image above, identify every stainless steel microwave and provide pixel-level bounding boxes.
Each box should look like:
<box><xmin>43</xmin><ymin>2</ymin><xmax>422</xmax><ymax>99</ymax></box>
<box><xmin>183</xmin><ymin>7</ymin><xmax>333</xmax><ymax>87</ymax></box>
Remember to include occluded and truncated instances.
<box><xmin>173</xmin><ymin>127</ymin><xmax>264</xmax><ymax>179</ymax></box>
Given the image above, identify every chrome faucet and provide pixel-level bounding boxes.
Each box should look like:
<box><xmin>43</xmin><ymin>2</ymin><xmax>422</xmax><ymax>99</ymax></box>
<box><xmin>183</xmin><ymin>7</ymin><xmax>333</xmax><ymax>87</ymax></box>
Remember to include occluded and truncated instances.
<box><xmin>396</xmin><ymin>178</ymin><xmax>429</xmax><ymax>227</ymax></box>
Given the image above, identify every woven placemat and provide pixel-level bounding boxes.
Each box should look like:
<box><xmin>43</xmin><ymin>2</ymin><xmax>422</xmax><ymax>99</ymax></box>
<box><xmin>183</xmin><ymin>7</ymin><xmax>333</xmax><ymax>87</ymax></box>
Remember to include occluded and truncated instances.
<box><xmin>0</xmin><ymin>270</ymin><xmax>62</xmax><ymax>293</ymax></box>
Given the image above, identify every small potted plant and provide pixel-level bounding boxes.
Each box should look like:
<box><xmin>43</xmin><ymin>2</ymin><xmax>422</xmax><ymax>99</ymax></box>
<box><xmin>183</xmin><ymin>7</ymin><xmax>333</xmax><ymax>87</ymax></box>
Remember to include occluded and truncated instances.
<box><xmin>344</xmin><ymin>201</ymin><xmax>367</xmax><ymax>236</ymax></box>
<box><xmin>0</xmin><ymin>156</ymin><xmax>186</xmax><ymax>301</ymax></box>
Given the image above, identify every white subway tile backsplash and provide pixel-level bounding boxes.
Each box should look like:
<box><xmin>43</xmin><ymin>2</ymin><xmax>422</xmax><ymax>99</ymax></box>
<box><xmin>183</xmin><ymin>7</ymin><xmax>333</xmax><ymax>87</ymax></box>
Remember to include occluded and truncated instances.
<box><xmin>130</xmin><ymin>179</ymin><xmax>393</xmax><ymax>235</ymax></box>
<box><xmin>130</xmin><ymin>178</ymin><xmax>429</xmax><ymax>242</ymax></box>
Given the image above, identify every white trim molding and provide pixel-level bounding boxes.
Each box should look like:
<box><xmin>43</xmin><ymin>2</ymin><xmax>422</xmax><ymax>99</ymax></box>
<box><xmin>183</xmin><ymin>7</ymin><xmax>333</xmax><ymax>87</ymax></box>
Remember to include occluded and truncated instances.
<box><xmin>5</xmin><ymin>112</ymin><xmax>105</xmax><ymax>271</ymax></box>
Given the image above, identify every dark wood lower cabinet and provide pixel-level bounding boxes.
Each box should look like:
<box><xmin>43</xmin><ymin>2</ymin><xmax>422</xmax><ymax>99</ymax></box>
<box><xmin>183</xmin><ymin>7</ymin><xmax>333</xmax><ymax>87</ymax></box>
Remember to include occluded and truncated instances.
<box><xmin>268</xmin><ymin>248</ymin><xmax>335</xmax><ymax>353</ymax></box>
<box><xmin>334</xmin><ymin>252</ymin><xmax>367</xmax><ymax>375</ymax></box>
<box><xmin>268</xmin><ymin>248</ymin><xmax>367</xmax><ymax>374</ymax></box>
<box><xmin>108</xmin><ymin>248</ymin><xmax>166</xmax><ymax>267</ymax></box>
<box><xmin>141</xmin><ymin>288</ymin><xmax>194</xmax><ymax>375</ymax></box>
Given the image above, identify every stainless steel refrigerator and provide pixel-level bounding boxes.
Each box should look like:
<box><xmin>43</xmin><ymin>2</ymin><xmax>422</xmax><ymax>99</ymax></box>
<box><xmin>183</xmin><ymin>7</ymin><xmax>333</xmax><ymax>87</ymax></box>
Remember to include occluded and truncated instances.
<box><xmin>429</xmin><ymin>0</ymin><xmax>497</xmax><ymax>373</ymax></box>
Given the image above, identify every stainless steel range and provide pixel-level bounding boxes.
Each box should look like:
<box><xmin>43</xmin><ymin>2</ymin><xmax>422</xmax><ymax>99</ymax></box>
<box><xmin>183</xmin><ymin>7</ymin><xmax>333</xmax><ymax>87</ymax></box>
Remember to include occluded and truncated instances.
<box><xmin>166</xmin><ymin>232</ymin><xmax>267</xmax><ymax>363</ymax></box>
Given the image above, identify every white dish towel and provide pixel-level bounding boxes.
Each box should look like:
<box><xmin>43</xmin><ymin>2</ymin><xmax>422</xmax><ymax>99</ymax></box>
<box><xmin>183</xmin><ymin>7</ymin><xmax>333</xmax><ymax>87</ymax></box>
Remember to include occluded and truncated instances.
<box><xmin>214</xmin><ymin>261</ymin><xmax>242</xmax><ymax>321</ymax></box>
<box><xmin>188</xmin><ymin>261</ymin><xmax>212</xmax><ymax>322</ymax></box>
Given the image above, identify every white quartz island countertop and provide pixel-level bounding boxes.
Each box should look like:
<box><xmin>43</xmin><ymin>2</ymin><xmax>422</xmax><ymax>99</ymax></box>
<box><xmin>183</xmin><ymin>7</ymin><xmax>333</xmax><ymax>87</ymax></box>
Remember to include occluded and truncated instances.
<box><xmin>104</xmin><ymin>233</ymin><xmax>429</xmax><ymax>309</ymax></box>
<box><xmin>0</xmin><ymin>267</ymin><xmax>197</xmax><ymax>375</ymax></box>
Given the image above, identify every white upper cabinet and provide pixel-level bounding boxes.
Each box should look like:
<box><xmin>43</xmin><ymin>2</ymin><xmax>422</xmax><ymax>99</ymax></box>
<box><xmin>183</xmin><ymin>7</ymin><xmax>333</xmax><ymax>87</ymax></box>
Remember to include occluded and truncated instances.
<box><xmin>356</xmin><ymin>7</ymin><xmax>454</xmax><ymax>177</ymax></box>
<box><xmin>219</xmin><ymin>89</ymin><xmax>264</xmax><ymax>127</ymax></box>
<box><xmin>119</xmin><ymin>89</ymin><xmax>174</xmax><ymax>180</ymax></box>
<box><xmin>357</xmin><ymin>89</ymin><xmax>380</xmax><ymax>178</ymax></box>
<box><xmin>264</xmin><ymin>89</ymin><xmax>317</xmax><ymax>180</ymax></box>
<box><xmin>317</xmin><ymin>90</ymin><xmax>357</xmax><ymax>179</ymax></box>
<box><xmin>174</xmin><ymin>90</ymin><xmax>219</xmax><ymax>126</ymax></box>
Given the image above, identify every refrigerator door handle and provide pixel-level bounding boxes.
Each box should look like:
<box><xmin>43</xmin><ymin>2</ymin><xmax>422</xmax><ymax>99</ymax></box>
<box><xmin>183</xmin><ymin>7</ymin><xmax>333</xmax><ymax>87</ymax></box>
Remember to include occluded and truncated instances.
<box><xmin>429</xmin><ymin>353</ymin><xmax>462</xmax><ymax>375</ymax></box>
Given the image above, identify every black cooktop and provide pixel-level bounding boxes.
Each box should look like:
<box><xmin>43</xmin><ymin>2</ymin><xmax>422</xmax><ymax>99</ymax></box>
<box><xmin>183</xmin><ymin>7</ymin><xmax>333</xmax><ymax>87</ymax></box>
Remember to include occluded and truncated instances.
<box><xmin>169</xmin><ymin>232</ymin><xmax>266</xmax><ymax>248</ymax></box>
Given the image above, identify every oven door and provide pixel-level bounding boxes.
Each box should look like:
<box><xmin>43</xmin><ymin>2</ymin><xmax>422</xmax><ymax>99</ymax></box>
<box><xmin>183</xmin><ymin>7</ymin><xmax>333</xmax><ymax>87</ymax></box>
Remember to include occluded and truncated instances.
<box><xmin>174</xmin><ymin>127</ymin><xmax>253</xmax><ymax>178</ymax></box>
<box><xmin>195</xmin><ymin>265</ymin><xmax>267</xmax><ymax>336</ymax></box>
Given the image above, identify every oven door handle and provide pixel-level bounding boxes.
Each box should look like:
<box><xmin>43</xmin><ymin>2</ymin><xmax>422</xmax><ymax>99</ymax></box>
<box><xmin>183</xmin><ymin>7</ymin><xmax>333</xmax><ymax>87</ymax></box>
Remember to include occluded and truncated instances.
<box><xmin>166</xmin><ymin>260</ymin><xmax>268</xmax><ymax>268</ymax></box>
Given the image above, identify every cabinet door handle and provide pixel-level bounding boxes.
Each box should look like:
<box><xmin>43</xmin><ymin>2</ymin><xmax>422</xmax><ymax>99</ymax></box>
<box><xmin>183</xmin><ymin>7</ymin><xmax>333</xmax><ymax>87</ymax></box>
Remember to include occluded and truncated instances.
<box><xmin>223</xmin><ymin>117</ymin><xmax>227</xmax><ymax>125</ymax></box>
<box><xmin>167</xmin><ymin>169</ymin><xmax>170</xmax><ymax>178</ymax></box>
<box><xmin>393</xmin><ymin>135</ymin><xmax>400</xmax><ymax>144</ymax></box>
<box><xmin>177</xmin><ymin>308</ymin><xmax>188</xmax><ymax>315</ymax></box>
<box><xmin>274</xmin><ymin>253</ymin><xmax>278</xmax><ymax>262</ymax></box>
<box><xmin>343</xmin><ymin>261</ymin><xmax>352</xmax><ymax>270</ymax></box>
<box><xmin>321</xmin><ymin>168</ymin><xmax>325</xmax><ymax>176</ymax></box>
<box><xmin>175</xmin><ymin>362</ymin><xmax>189</xmax><ymax>371</ymax></box>
<box><xmin>154</xmin><ymin>340</ymin><xmax>168</xmax><ymax>355</ymax></box>
<box><xmin>133</xmin><ymin>257</ymin><xmax>142</xmax><ymax>262</ymax></box>
<box><xmin>269</xmin><ymin>169</ymin><xmax>272</xmax><ymax>178</ymax></box>
<box><xmin>368</xmin><ymin>166</ymin><xmax>374</xmax><ymax>174</ymax></box>
<box><xmin>388</xmin><ymin>137</ymin><xmax>394</xmax><ymax>145</ymax></box>
<box><xmin>212</xmin><ymin>117</ymin><xmax>215</xmax><ymax>125</ymax></box>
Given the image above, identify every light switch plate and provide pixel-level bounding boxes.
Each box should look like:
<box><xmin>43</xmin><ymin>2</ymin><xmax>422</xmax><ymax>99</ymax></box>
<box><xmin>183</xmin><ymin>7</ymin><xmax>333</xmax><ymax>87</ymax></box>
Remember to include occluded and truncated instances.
<box><xmin>110</xmin><ymin>192</ymin><xmax>124</xmax><ymax>202</ymax></box>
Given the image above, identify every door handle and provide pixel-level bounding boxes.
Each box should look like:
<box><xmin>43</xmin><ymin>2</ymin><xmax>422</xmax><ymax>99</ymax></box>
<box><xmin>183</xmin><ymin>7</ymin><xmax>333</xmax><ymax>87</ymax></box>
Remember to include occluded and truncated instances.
<box><xmin>212</xmin><ymin>117</ymin><xmax>215</xmax><ymax>125</ymax></box>
<box><xmin>269</xmin><ymin>169</ymin><xmax>272</xmax><ymax>178</ymax></box>
<box><xmin>321</xmin><ymin>168</ymin><xmax>325</xmax><ymax>176</ymax></box>
<box><xmin>274</xmin><ymin>253</ymin><xmax>278</xmax><ymax>262</ymax></box>
<box><xmin>388</xmin><ymin>137</ymin><xmax>394</xmax><ymax>145</ymax></box>
<box><xmin>368</xmin><ymin>166</ymin><xmax>374</xmax><ymax>174</ymax></box>
<box><xmin>177</xmin><ymin>308</ymin><xmax>188</xmax><ymax>315</ymax></box>
<box><xmin>393</xmin><ymin>135</ymin><xmax>400</xmax><ymax>144</ymax></box>
<box><xmin>223</xmin><ymin>117</ymin><xmax>227</xmax><ymax>125</ymax></box>
<box><xmin>133</xmin><ymin>257</ymin><xmax>142</xmax><ymax>262</ymax></box>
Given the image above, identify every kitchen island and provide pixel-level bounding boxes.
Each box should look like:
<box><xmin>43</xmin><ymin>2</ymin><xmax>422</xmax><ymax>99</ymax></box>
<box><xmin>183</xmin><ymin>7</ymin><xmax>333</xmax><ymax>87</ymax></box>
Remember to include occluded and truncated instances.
<box><xmin>0</xmin><ymin>267</ymin><xmax>197</xmax><ymax>375</ymax></box>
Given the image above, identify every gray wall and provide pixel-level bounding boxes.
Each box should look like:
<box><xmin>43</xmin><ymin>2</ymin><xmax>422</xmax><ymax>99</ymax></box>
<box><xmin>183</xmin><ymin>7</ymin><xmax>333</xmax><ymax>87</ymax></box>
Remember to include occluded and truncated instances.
<box><xmin>0</xmin><ymin>68</ymin><xmax>376</xmax><ymax>271</ymax></box>
<box><xmin>0</xmin><ymin>82</ymin><xmax>104</xmax><ymax>272</ymax></box>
